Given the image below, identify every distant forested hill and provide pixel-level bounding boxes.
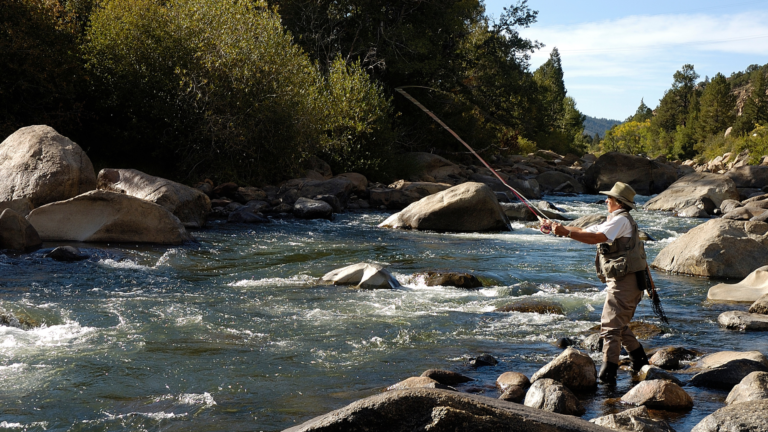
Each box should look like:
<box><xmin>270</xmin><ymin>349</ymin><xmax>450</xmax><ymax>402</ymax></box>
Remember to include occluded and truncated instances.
<box><xmin>584</xmin><ymin>116</ymin><xmax>621</xmax><ymax>138</ymax></box>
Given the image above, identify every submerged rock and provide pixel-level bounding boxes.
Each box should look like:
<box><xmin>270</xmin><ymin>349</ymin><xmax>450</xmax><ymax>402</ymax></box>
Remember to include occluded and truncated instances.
<box><xmin>420</xmin><ymin>369</ymin><xmax>473</xmax><ymax>386</ymax></box>
<box><xmin>424</xmin><ymin>271</ymin><xmax>482</xmax><ymax>289</ymax></box>
<box><xmin>44</xmin><ymin>246</ymin><xmax>88</xmax><ymax>262</ymax></box>
<box><xmin>531</xmin><ymin>347</ymin><xmax>597</xmax><ymax>391</ymax></box>
<box><xmin>590</xmin><ymin>406</ymin><xmax>675</xmax><ymax>432</ymax></box>
<box><xmin>621</xmin><ymin>380</ymin><xmax>693</xmax><ymax>411</ymax></box>
<box><xmin>726</xmin><ymin>371</ymin><xmax>768</xmax><ymax>405</ymax></box>
<box><xmin>470</xmin><ymin>353</ymin><xmax>498</xmax><ymax>368</ymax></box>
<box><xmin>293</xmin><ymin>197</ymin><xmax>333</xmax><ymax>220</ymax></box>
<box><xmin>495</xmin><ymin>299</ymin><xmax>564</xmax><ymax>315</ymax></box>
<box><xmin>691</xmin><ymin>399</ymin><xmax>768</xmax><ymax>432</ymax></box>
<box><xmin>523</xmin><ymin>378</ymin><xmax>585</xmax><ymax>416</ymax></box>
<box><xmin>321</xmin><ymin>263</ymin><xmax>400</xmax><ymax>289</ymax></box>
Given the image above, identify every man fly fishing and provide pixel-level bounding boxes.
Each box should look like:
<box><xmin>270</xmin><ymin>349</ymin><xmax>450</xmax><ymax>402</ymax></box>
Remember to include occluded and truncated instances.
<box><xmin>542</xmin><ymin>182</ymin><xmax>667</xmax><ymax>383</ymax></box>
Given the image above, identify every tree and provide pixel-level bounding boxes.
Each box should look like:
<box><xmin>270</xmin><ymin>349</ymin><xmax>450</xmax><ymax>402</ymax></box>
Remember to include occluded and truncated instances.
<box><xmin>602</xmin><ymin>121</ymin><xmax>652</xmax><ymax>155</ymax></box>
<box><xmin>696</xmin><ymin>73</ymin><xmax>736</xmax><ymax>140</ymax></box>
<box><xmin>734</xmin><ymin>69</ymin><xmax>768</xmax><ymax>134</ymax></box>
<box><xmin>628</xmin><ymin>99</ymin><xmax>653</xmax><ymax>123</ymax></box>
<box><xmin>534</xmin><ymin>48</ymin><xmax>566</xmax><ymax>127</ymax></box>
<box><xmin>653</xmin><ymin>64</ymin><xmax>700</xmax><ymax>132</ymax></box>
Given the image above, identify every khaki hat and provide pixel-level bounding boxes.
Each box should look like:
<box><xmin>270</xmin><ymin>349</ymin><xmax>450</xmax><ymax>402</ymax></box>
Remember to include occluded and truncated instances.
<box><xmin>599</xmin><ymin>182</ymin><xmax>636</xmax><ymax>209</ymax></box>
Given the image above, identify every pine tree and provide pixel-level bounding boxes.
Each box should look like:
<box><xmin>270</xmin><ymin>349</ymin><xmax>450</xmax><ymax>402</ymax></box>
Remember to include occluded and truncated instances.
<box><xmin>696</xmin><ymin>73</ymin><xmax>736</xmax><ymax>140</ymax></box>
<box><xmin>629</xmin><ymin>98</ymin><xmax>653</xmax><ymax>122</ymax></box>
<box><xmin>534</xmin><ymin>47</ymin><xmax>566</xmax><ymax>128</ymax></box>
<box><xmin>653</xmin><ymin>64</ymin><xmax>700</xmax><ymax>132</ymax></box>
<box><xmin>735</xmin><ymin>69</ymin><xmax>768</xmax><ymax>134</ymax></box>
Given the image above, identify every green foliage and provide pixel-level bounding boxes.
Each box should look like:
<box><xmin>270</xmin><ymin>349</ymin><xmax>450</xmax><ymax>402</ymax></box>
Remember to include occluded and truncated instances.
<box><xmin>734</xmin><ymin>69</ymin><xmax>768</xmax><ymax>135</ymax></box>
<box><xmin>628</xmin><ymin>99</ymin><xmax>653</xmax><ymax>123</ymax></box>
<box><xmin>653</xmin><ymin>64</ymin><xmax>700</xmax><ymax>132</ymax></box>
<box><xmin>695</xmin><ymin>73</ymin><xmax>736</xmax><ymax>140</ymax></box>
<box><xmin>534</xmin><ymin>48</ymin><xmax>566</xmax><ymax>127</ymax></box>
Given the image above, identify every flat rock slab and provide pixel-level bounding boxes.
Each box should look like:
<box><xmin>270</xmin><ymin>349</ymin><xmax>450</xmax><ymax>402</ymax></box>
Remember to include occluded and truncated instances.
<box><xmin>644</xmin><ymin>172</ymin><xmax>738</xmax><ymax>212</ymax></box>
<box><xmin>321</xmin><ymin>263</ymin><xmax>400</xmax><ymax>289</ymax></box>
<box><xmin>708</xmin><ymin>265</ymin><xmax>768</xmax><ymax>302</ymax></box>
<box><xmin>695</xmin><ymin>351</ymin><xmax>768</xmax><ymax>369</ymax></box>
<box><xmin>284</xmin><ymin>388</ymin><xmax>612</xmax><ymax>432</ymax></box>
<box><xmin>691</xmin><ymin>399</ymin><xmax>768</xmax><ymax>432</ymax></box>
<box><xmin>718</xmin><ymin>310</ymin><xmax>768</xmax><ymax>331</ymax></box>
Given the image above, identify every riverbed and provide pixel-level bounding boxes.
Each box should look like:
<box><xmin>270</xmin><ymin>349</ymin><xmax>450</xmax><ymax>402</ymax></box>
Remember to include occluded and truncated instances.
<box><xmin>1</xmin><ymin>195</ymin><xmax>766</xmax><ymax>431</ymax></box>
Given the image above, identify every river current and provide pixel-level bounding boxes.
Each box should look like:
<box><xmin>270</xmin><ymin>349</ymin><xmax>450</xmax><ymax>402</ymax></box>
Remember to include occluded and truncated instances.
<box><xmin>1</xmin><ymin>194</ymin><xmax>767</xmax><ymax>432</ymax></box>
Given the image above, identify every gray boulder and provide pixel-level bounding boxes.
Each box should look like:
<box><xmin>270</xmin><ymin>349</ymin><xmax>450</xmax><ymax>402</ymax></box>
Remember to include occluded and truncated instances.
<box><xmin>321</xmin><ymin>263</ymin><xmax>400</xmax><ymax>289</ymax></box>
<box><xmin>531</xmin><ymin>347</ymin><xmax>597</xmax><ymax>391</ymax></box>
<box><xmin>369</xmin><ymin>181</ymin><xmax>451</xmax><ymax>210</ymax></box>
<box><xmin>499</xmin><ymin>386</ymin><xmax>527</xmax><ymax>403</ymax></box>
<box><xmin>536</xmin><ymin>171</ymin><xmax>584</xmax><ymax>194</ymax></box>
<box><xmin>652</xmin><ymin>219</ymin><xmax>768</xmax><ymax>279</ymax></box>
<box><xmin>620</xmin><ymin>380</ymin><xmax>693</xmax><ymax>411</ymax></box>
<box><xmin>691</xmin><ymin>399</ymin><xmax>768</xmax><ymax>432</ymax></box>
<box><xmin>749</xmin><ymin>294</ymin><xmax>768</xmax><ymax>314</ymax></box>
<box><xmin>0</xmin><ymin>125</ymin><xmax>96</xmax><ymax>208</ymax></box>
<box><xmin>284</xmin><ymin>388</ymin><xmax>611</xmax><ymax>432</ymax></box>
<box><xmin>0</xmin><ymin>198</ymin><xmax>33</xmax><ymax>217</ymax></box>
<box><xmin>677</xmin><ymin>205</ymin><xmax>709</xmax><ymax>218</ymax></box>
<box><xmin>227</xmin><ymin>207</ymin><xmax>270</xmax><ymax>224</ymax></box>
<box><xmin>690</xmin><ymin>359</ymin><xmax>768</xmax><ymax>390</ymax></box>
<box><xmin>523</xmin><ymin>378</ymin><xmax>585</xmax><ymax>416</ymax></box>
<box><xmin>279</xmin><ymin>177</ymin><xmax>354</xmax><ymax>207</ymax></box>
<box><xmin>590</xmin><ymin>406</ymin><xmax>675</xmax><ymax>432</ymax></box>
<box><xmin>644</xmin><ymin>172</ymin><xmax>739</xmax><ymax>212</ymax></box>
<box><xmin>726</xmin><ymin>371</ymin><xmax>768</xmax><ymax>405</ymax></box>
<box><xmin>649</xmin><ymin>346</ymin><xmax>698</xmax><ymax>370</ymax></box>
<box><xmin>293</xmin><ymin>197</ymin><xmax>333</xmax><ymax>220</ymax></box>
<box><xmin>725</xmin><ymin>165</ymin><xmax>768</xmax><ymax>188</ymax></box>
<box><xmin>695</xmin><ymin>351</ymin><xmax>768</xmax><ymax>369</ymax></box>
<box><xmin>718</xmin><ymin>311</ymin><xmax>768</xmax><ymax>331</ymax></box>
<box><xmin>44</xmin><ymin>246</ymin><xmax>88</xmax><ymax>262</ymax></box>
<box><xmin>27</xmin><ymin>190</ymin><xmax>191</xmax><ymax>244</ymax></box>
<box><xmin>583</xmin><ymin>152</ymin><xmax>677</xmax><ymax>195</ymax></box>
<box><xmin>386</xmin><ymin>377</ymin><xmax>453</xmax><ymax>391</ymax></box>
<box><xmin>720</xmin><ymin>199</ymin><xmax>742</xmax><ymax>214</ymax></box>
<box><xmin>97</xmin><ymin>168</ymin><xmax>211</xmax><ymax>228</ymax></box>
<box><xmin>378</xmin><ymin>182</ymin><xmax>510</xmax><ymax>232</ymax></box>
<box><xmin>497</xmin><ymin>372</ymin><xmax>531</xmax><ymax>392</ymax></box>
<box><xmin>0</xmin><ymin>208</ymin><xmax>41</xmax><ymax>251</ymax></box>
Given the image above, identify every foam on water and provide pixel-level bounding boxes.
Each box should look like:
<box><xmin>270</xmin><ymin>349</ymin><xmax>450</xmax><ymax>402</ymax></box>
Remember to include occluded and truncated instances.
<box><xmin>228</xmin><ymin>274</ymin><xmax>316</xmax><ymax>287</ymax></box>
<box><xmin>98</xmin><ymin>258</ymin><xmax>154</xmax><ymax>271</ymax></box>
<box><xmin>0</xmin><ymin>321</ymin><xmax>94</xmax><ymax>351</ymax></box>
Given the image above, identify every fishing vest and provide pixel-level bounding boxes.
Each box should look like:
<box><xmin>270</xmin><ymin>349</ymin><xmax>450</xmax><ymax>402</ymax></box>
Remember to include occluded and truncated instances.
<box><xmin>594</xmin><ymin>210</ymin><xmax>647</xmax><ymax>282</ymax></box>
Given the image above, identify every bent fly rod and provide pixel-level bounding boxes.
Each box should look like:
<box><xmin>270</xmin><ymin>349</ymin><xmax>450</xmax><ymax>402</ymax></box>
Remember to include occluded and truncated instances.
<box><xmin>395</xmin><ymin>86</ymin><xmax>553</xmax><ymax>232</ymax></box>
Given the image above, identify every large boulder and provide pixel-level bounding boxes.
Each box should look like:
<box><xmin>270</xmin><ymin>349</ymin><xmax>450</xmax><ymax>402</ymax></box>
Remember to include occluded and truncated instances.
<box><xmin>644</xmin><ymin>172</ymin><xmax>739</xmax><ymax>212</ymax></box>
<box><xmin>718</xmin><ymin>311</ymin><xmax>768</xmax><ymax>331</ymax></box>
<box><xmin>708</xmin><ymin>265</ymin><xmax>768</xmax><ymax>302</ymax></box>
<box><xmin>695</xmin><ymin>351</ymin><xmax>768</xmax><ymax>369</ymax></box>
<box><xmin>590</xmin><ymin>406</ymin><xmax>675</xmax><ymax>432</ymax></box>
<box><xmin>536</xmin><ymin>171</ymin><xmax>584</xmax><ymax>194</ymax></box>
<box><xmin>97</xmin><ymin>168</ymin><xmax>211</xmax><ymax>228</ymax></box>
<box><xmin>749</xmin><ymin>293</ymin><xmax>768</xmax><ymax>314</ymax></box>
<box><xmin>321</xmin><ymin>263</ymin><xmax>400</xmax><ymax>289</ymax></box>
<box><xmin>583</xmin><ymin>152</ymin><xmax>677</xmax><ymax>195</ymax></box>
<box><xmin>725</xmin><ymin>165</ymin><xmax>768</xmax><ymax>188</ymax></box>
<box><xmin>405</xmin><ymin>152</ymin><xmax>462</xmax><ymax>182</ymax></box>
<box><xmin>369</xmin><ymin>181</ymin><xmax>451</xmax><ymax>210</ymax></box>
<box><xmin>523</xmin><ymin>378</ymin><xmax>585</xmax><ymax>416</ymax></box>
<box><xmin>278</xmin><ymin>177</ymin><xmax>354</xmax><ymax>207</ymax></box>
<box><xmin>691</xmin><ymin>400</ymin><xmax>768</xmax><ymax>432</ymax></box>
<box><xmin>726</xmin><ymin>371</ymin><xmax>768</xmax><ymax>405</ymax></box>
<box><xmin>649</xmin><ymin>346</ymin><xmax>698</xmax><ymax>370</ymax></box>
<box><xmin>690</xmin><ymin>359</ymin><xmax>768</xmax><ymax>390</ymax></box>
<box><xmin>378</xmin><ymin>182</ymin><xmax>510</xmax><ymax>232</ymax></box>
<box><xmin>285</xmin><ymin>388</ymin><xmax>611</xmax><ymax>432</ymax></box>
<box><xmin>0</xmin><ymin>198</ymin><xmax>33</xmax><ymax>217</ymax></box>
<box><xmin>530</xmin><ymin>347</ymin><xmax>597</xmax><ymax>391</ymax></box>
<box><xmin>293</xmin><ymin>197</ymin><xmax>333</xmax><ymax>220</ymax></box>
<box><xmin>0</xmin><ymin>125</ymin><xmax>96</xmax><ymax>207</ymax></box>
<box><xmin>26</xmin><ymin>190</ymin><xmax>191</xmax><ymax>244</ymax></box>
<box><xmin>424</xmin><ymin>271</ymin><xmax>483</xmax><ymax>289</ymax></box>
<box><xmin>651</xmin><ymin>219</ymin><xmax>768</xmax><ymax>279</ymax></box>
<box><xmin>0</xmin><ymin>208</ymin><xmax>41</xmax><ymax>251</ymax></box>
<box><xmin>620</xmin><ymin>380</ymin><xmax>693</xmax><ymax>411</ymax></box>
<box><xmin>335</xmin><ymin>173</ymin><xmax>368</xmax><ymax>195</ymax></box>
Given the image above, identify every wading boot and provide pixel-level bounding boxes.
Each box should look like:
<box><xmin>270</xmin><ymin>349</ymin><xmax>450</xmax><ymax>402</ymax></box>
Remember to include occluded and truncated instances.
<box><xmin>598</xmin><ymin>361</ymin><xmax>619</xmax><ymax>384</ymax></box>
<box><xmin>628</xmin><ymin>345</ymin><xmax>649</xmax><ymax>373</ymax></box>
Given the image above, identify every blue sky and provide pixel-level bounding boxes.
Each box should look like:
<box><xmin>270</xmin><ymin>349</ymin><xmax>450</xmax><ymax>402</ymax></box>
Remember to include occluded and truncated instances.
<box><xmin>483</xmin><ymin>0</ymin><xmax>768</xmax><ymax>120</ymax></box>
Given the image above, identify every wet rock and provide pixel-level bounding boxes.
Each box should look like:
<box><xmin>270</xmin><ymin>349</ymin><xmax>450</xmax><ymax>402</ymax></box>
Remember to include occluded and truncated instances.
<box><xmin>644</xmin><ymin>172</ymin><xmax>739</xmax><ymax>212</ymax></box>
<box><xmin>749</xmin><ymin>294</ymin><xmax>768</xmax><ymax>314</ymax></box>
<box><xmin>590</xmin><ymin>406</ymin><xmax>675</xmax><ymax>432</ymax></box>
<box><xmin>227</xmin><ymin>208</ymin><xmax>270</xmax><ymax>224</ymax></box>
<box><xmin>285</xmin><ymin>388</ymin><xmax>611</xmax><ymax>432</ymax></box>
<box><xmin>0</xmin><ymin>125</ymin><xmax>97</xmax><ymax>208</ymax></box>
<box><xmin>27</xmin><ymin>190</ymin><xmax>192</xmax><ymax>244</ymax></box>
<box><xmin>424</xmin><ymin>271</ymin><xmax>482</xmax><ymax>289</ymax></box>
<box><xmin>293</xmin><ymin>197</ymin><xmax>333</xmax><ymax>220</ymax></box>
<box><xmin>556</xmin><ymin>337</ymin><xmax>576</xmax><ymax>349</ymax></box>
<box><xmin>677</xmin><ymin>205</ymin><xmax>709</xmax><ymax>218</ymax></box>
<box><xmin>690</xmin><ymin>359</ymin><xmax>768</xmax><ymax>390</ymax></box>
<box><xmin>44</xmin><ymin>246</ymin><xmax>88</xmax><ymax>262</ymax></box>
<box><xmin>587</xmin><ymin>322</ymin><xmax>664</xmax><ymax>340</ymax></box>
<box><xmin>649</xmin><ymin>347</ymin><xmax>698</xmax><ymax>370</ymax></box>
<box><xmin>635</xmin><ymin>365</ymin><xmax>683</xmax><ymax>386</ymax></box>
<box><xmin>378</xmin><ymin>182</ymin><xmax>510</xmax><ymax>232</ymax></box>
<box><xmin>499</xmin><ymin>385</ymin><xmax>526</xmax><ymax>403</ymax></box>
<box><xmin>582</xmin><ymin>333</ymin><xmax>603</xmax><ymax>352</ymax></box>
<box><xmin>0</xmin><ymin>308</ymin><xmax>38</xmax><ymax>330</ymax></box>
<box><xmin>321</xmin><ymin>263</ymin><xmax>400</xmax><ymax>289</ymax></box>
<box><xmin>652</xmin><ymin>219</ymin><xmax>768</xmax><ymax>279</ymax></box>
<box><xmin>691</xmin><ymin>399</ymin><xmax>768</xmax><ymax>432</ymax></box>
<box><xmin>0</xmin><ymin>208</ymin><xmax>41</xmax><ymax>251</ymax></box>
<box><xmin>0</xmin><ymin>198</ymin><xmax>33</xmax><ymax>217</ymax></box>
<box><xmin>311</xmin><ymin>194</ymin><xmax>342</xmax><ymax>213</ymax></box>
<box><xmin>386</xmin><ymin>377</ymin><xmax>453</xmax><ymax>391</ymax></box>
<box><xmin>531</xmin><ymin>347</ymin><xmax>597</xmax><ymax>391</ymax></box>
<box><xmin>708</xmin><ymin>265</ymin><xmax>768</xmax><ymax>302</ymax></box>
<box><xmin>695</xmin><ymin>351</ymin><xmax>768</xmax><ymax>369</ymax></box>
<box><xmin>470</xmin><ymin>353</ymin><xmax>498</xmax><ymax>367</ymax></box>
<box><xmin>621</xmin><ymin>380</ymin><xmax>693</xmax><ymax>411</ymax></box>
<box><xmin>368</xmin><ymin>181</ymin><xmax>451</xmax><ymax>210</ymax></box>
<box><xmin>97</xmin><ymin>168</ymin><xmax>212</xmax><ymax>228</ymax></box>
<box><xmin>718</xmin><ymin>311</ymin><xmax>768</xmax><ymax>331</ymax></box>
<box><xmin>495</xmin><ymin>299</ymin><xmax>564</xmax><ymax>315</ymax></box>
<box><xmin>726</xmin><ymin>371</ymin><xmax>768</xmax><ymax>405</ymax></box>
<box><xmin>523</xmin><ymin>378</ymin><xmax>585</xmax><ymax>416</ymax></box>
<box><xmin>420</xmin><ymin>369</ymin><xmax>473</xmax><ymax>386</ymax></box>
<box><xmin>496</xmin><ymin>372</ymin><xmax>531</xmax><ymax>392</ymax></box>
<box><xmin>583</xmin><ymin>152</ymin><xmax>678</xmax><ymax>195</ymax></box>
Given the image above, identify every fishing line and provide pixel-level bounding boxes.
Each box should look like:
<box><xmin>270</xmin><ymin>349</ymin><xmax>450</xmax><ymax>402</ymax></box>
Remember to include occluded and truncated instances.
<box><xmin>394</xmin><ymin>87</ymin><xmax>553</xmax><ymax>229</ymax></box>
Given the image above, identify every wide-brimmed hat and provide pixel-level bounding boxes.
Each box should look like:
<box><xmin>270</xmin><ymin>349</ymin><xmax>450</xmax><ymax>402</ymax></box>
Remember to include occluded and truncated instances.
<box><xmin>599</xmin><ymin>182</ymin><xmax>636</xmax><ymax>210</ymax></box>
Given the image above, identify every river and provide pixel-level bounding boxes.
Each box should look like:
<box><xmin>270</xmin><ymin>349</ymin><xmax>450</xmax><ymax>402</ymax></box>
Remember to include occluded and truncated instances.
<box><xmin>1</xmin><ymin>194</ymin><xmax>766</xmax><ymax>431</ymax></box>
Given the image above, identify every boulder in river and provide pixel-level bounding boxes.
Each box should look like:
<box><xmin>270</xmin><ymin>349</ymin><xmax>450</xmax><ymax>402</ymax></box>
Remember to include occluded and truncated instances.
<box><xmin>652</xmin><ymin>219</ymin><xmax>768</xmax><ymax>279</ymax></box>
<box><xmin>293</xmin><ymin>197</ymin><xmax>333</xmax><ymax>220</ymax></box>
<box><xmin>378</xmin><ymin>182</ymin><xmax>510</xmax><ymax>232</ymax></box>
<box><xmin>424</xmin><ymin>271</ymin><xmax>483</xmax><ymax>289</ymax></box>
<box><xmin>635</xmin><ymin>365</ymin><xmax>683</xmax><ymax>386</ymax></box>
<box><xmin>420</xmin><ymin>369</ymin><xmax>473</xmax><ymax>386</ymax></box>
<box><xmin>279</xmin><ymin>177</ymin><xmax>354</xmax><ymax>207</ymax></box>
<box><xmin>0</xmin><ymin>208</ymin><xmax>41</xmax><ymax>251</ymax></box>
<box><xmin>690</xmin><ymin>359</ymin><xmax>768</xmax><ymax>390</ymax></box>
<box><xmin>496</xmin><ymin>372</ymin><xmax>531</xmax><ymax>392</ymax></box>
<box><xmin>0</xmin><ymin>125</ymin><xmax>97</xmax><ymax>208</ymax></box>
<box><xmin>718</xmin><ymin>311</ymin><xmax>768</xmax><ymax>331</ymax></box>
<box><xmin>26</xmin><ymin>190</ymin><xmax>192</xmax><ymax>244</ymax></box>
<box><xmin>649</xmin><ymin>346</ymin><xmax>698</xmax><ymax>370</ymax></box>
<box><xmin>621</xmin><ymin>380</ymin><xmax>693</xmax><ymax>411</ymax></box>
<box><xmin>695</xmin><ymin>351</ymin><xmax>768</xmax><ymax>369</ymax></box>
<box><xmin>724</xmin><ymin>165</ymin><xmax>768</xmax><ymax>188</ymax></box>
<box><xmin>495</xmin><ymin>299</ymin><xmax>564</xmax><ymax>315</ymax></box>
<box><xmin>499</xmin><ymin>385</ymin><xmax>527</xmax><ymax>403</ymax></box>
<box><xmin>644</xmin><ymin>172</ymin><xmax>739</xmax><ymax>212</ymax></box>
<box><xmin>284</xmin><ymin>388</ymin><xmax>610</xmax><ymax>432</ymax></box>
<box><xmin>523</xmin><ymin>378</ymin><xmax>585</xmax><ymax>416</ymax></box>
<box><xmin>0</xmin><ymin>198</ymin><xmax>33</xmax><ymax>217</ymax></box>
<box><xmin>44</xmin><ymin>246</ymin><xmax>88</xmax><ymax>262</ymax></box>
<box><xmin>530</xmin><ymin>347</ymin><xmax>597</xmax><ymax>391</ymax></box>
<box><xmin>719</xmin><ymin>199</ymin><xmax>742</xmax><ymax>215</ymax></box>
<box><xmin>386</xmin><ymin>377</ymin><xmax>453</xmax><ymax>391</ymax></box>
<box><xmin>590</xmin><ymin>406</ymin><xmax>675</xmax><ymax>432</ymax></box>
<box><xmin>321</xmin><ymin>263</ymin><xmax>400</xmax><ymax>289</ymax></box>
<box><xmin>405</xmin><ymin>152</ymin><xmax>462</xmax><ymax>182</ymax></box>
<box><xmin>677</xmin><ymin>204</ymin><xmax>709</xmax><ymax>218</ymax></box>
<box><xmin>97</xmin><ymin>168</ymin><xmax>211</xmax><ymax>228</ymax></box>
<box><xmin>536</xmin><ymin>171</ymin><xmax>584</xmax><ymax>194</ymax></box>
<box><xmin>368</xmin><ymin>180</ymin><xmax>451</xmax><ymax>210</ymax></box>
<box><xmin>691</xmin><ymin>399</ymin><xmax>768</xmax><ymax>432</ymax></box>
<box><xmin>708</xmin><ymin>265</ymin><xmax>768</xmax><ymax>302</ymax></box>
<box><xmin>749</xmin><ymin>293</ymin><xmax>768</xmax><ymax>314</ymax></box>
<box><xmin>725</xmin><ymin>371</ymin><xmax>768</xmax><ymax>405</ymax></box>
<box><xmin>583</xmin><ymin>152</ymin><xmax>678</xmax><ymax>195</ymax></box>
